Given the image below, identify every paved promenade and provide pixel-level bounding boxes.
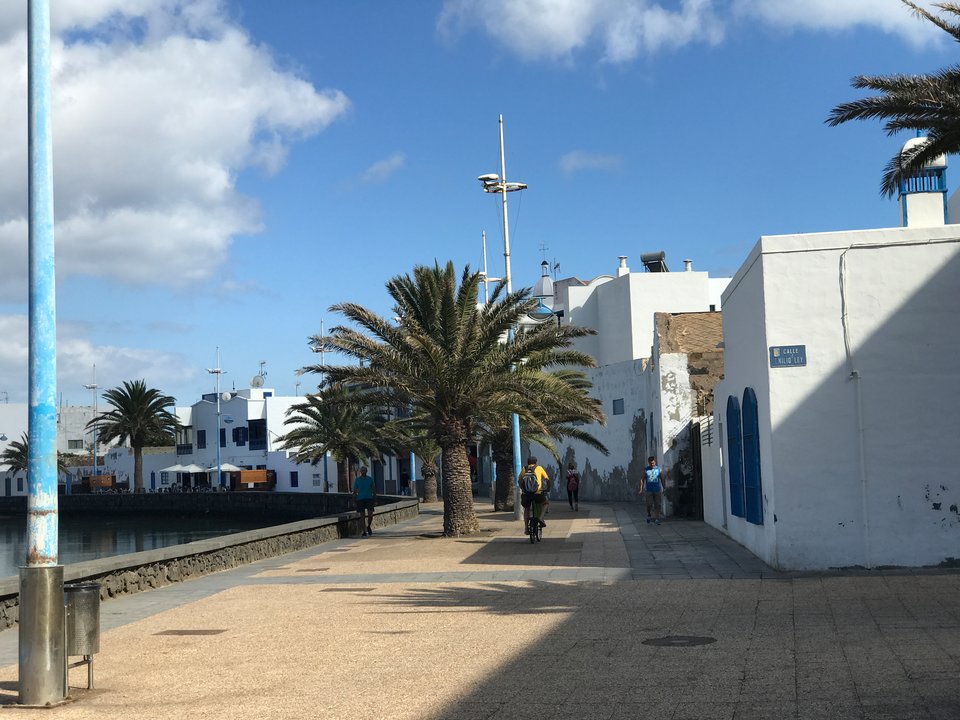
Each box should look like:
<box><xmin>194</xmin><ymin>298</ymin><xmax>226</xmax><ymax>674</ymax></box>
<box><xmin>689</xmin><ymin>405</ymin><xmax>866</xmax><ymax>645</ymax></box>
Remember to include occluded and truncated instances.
<box><xmin>1</xmin><ymin>501</ymin><xmax>959</xmax><ymax>719</ymax></box>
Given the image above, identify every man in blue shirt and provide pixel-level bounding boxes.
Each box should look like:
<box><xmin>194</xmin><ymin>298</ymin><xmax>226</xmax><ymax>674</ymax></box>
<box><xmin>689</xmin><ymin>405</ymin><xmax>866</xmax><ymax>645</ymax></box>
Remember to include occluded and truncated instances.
<box><xmin>353</xmin><ymin>466</ymin><xmax>377</xmax><ymax>536</ymax></box>
<box><xmin>639</xmin><ymin>456</ymin><xmax>664</xmax><ymax>525</ymax></box>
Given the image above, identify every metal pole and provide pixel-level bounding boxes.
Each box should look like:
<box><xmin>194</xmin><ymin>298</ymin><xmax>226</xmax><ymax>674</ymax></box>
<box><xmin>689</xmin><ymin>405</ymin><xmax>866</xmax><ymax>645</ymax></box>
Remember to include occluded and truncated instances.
<box><xmin>21</xmin><ymin>0</ymin><xmax>65</xmax><ymax>704</ymax></box>
<box><xmin>83</xmin><ymin>365</ymin><xmax>99</xmax><ymax>495</ymax></box>
<box><xmin>409</xmin><ymin>450</ymin><xmax>416</xmax><ymax>498</ymax></box>
<box><xmin>498</xmin><ymin>114</ymin><xmax>523</xmax><ymax>521</ymax></box>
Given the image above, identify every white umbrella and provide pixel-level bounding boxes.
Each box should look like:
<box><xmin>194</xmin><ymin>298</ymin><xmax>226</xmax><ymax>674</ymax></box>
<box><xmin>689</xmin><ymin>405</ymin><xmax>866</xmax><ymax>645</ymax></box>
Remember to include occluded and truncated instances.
<box><xmin>159</xmin><ymin>464</ymin><xmax>185</xmax><ymax>473</ymax></box>
<box><xmin>208</xmin><ymin>463</ymin><xmax>242</xmax><ymax>472</ymax></box>
<box><xmin>180</xmin><ymin>463</ymin><xmax>206</xmax><ymax>473</ymax></box>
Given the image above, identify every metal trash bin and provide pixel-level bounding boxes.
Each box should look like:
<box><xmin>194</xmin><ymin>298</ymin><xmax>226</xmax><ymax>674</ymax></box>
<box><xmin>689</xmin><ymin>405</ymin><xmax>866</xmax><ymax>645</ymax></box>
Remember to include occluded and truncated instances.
<box><xmin>64</xmin><ymin>582</ymin><xmax>100</xmax><ymax>689</ymax></box>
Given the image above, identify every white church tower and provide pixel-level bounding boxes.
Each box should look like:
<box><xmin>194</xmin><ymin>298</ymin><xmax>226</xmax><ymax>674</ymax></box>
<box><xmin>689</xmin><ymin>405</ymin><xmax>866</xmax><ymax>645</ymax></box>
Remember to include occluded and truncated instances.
<box><xmin>899</xmin><ymin>136</ymin><xmax>947</xmax><ymax>227</ymax></box>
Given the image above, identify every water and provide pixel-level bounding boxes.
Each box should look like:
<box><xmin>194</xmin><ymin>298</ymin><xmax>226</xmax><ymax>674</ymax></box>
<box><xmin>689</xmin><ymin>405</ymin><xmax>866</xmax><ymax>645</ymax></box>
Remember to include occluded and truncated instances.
<box><xmin>0</xmin><ymin>515</ymin><xmax>279</xmax><ymax>580</ymax></box>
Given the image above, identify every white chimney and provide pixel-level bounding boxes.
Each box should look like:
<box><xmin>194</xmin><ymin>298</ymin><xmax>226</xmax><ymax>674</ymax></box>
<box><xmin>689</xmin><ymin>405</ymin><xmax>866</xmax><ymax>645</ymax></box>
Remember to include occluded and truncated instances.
<box><xmin>617</xmin><ymin>256</ymin><xmax>629</xmax><ymax>277</ymax></box>
<box><xmin>684</xmin><ymin>259</ymin><xmax>692</xmax><ymax>272</ymax></box>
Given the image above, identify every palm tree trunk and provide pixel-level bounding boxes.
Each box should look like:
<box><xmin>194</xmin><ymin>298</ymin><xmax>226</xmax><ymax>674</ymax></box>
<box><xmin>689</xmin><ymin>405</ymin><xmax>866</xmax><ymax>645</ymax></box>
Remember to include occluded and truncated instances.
<box><xmin>492</xmin><ymin>441</ymin><xmax>515</xmax><ymax>512</ymax></box>
<box><xmin>421</xmin><ymin>460</ymin><xmax>438</xmax><ymax>503</ymax></box>
<box><xmin>337</xmin><ymin>459</ymin><xmax>349</xmax><ymax>493</ymax></box>
<box><xmin>133</xmin><ymin>445</ymin><xmax>144</xmax><ymax>493</ymax></box>
<box><xmin>440</xmin><ymin>433</ymin><xmax>479</xmax><ymax>536</ymax></box>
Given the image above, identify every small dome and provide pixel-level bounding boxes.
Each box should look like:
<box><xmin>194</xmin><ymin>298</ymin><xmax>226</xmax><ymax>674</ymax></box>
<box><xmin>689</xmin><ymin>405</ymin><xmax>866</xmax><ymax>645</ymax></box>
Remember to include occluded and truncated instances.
<box><xmin>901</xmin><ymin>137</ymin><xmax>947</xmax><ymax>168</ymax></box>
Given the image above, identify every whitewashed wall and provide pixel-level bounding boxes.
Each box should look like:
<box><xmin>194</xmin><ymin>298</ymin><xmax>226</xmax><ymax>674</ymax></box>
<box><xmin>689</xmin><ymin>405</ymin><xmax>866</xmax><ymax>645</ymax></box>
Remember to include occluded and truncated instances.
<box><xmin>713</xmin><ymin>226</ymin><xmax>960</xmax><ymax>570</ymax></box>
<box><xmin>712</xmin><ymin>242</ymin><xmax>778</xmax><ymax>567</ymax></box>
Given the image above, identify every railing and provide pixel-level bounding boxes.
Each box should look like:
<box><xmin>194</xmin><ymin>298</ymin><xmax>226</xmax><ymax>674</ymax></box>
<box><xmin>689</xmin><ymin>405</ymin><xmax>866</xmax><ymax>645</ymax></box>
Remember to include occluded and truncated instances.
<box><xmin>901</xmin><ymin>168</ymin><xmax>947</xmax><ymax>195</ymax></box>
<box><xmin>175</xmin><ymin>444</ymin><xmax>193</xmax><ymax>456</ymax></box>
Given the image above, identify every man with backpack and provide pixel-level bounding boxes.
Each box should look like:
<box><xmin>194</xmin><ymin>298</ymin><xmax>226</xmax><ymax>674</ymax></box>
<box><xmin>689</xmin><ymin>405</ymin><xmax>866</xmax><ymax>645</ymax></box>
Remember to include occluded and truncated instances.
<box><xmin>519</xmin><ymin>456</ymin><xmax>550</xmax><ymax>533</ymax></box>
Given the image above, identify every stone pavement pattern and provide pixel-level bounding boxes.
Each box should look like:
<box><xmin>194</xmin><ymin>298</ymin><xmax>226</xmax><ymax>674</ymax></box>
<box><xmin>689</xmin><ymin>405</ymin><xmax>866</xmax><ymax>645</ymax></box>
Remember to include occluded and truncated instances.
<box><xmin>0</xmin><ymin>502</ymin><xmax>958</xmax><ymax>719</ymax></box>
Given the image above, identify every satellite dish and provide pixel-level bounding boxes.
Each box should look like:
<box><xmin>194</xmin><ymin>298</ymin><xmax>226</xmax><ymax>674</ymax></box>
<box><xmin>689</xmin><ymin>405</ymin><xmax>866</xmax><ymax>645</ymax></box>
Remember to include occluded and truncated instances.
<box><xmin>250</xmin><ymin>375</ymin><xmax>264</xmax><ymax>388</ymax></box>
<box><xmin>221</xmin><ymin>391</ymin><xmax>232</xmax><ymax>403</ymax></box>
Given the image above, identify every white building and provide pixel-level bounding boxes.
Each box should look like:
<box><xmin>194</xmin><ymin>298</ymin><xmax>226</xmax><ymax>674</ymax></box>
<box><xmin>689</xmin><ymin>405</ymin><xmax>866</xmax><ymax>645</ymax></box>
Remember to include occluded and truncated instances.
<box><xmin>2</xmin><ymin>385</ymin><xmax>412</xmax><ymax>496</ymax></box>
<box><xmin>524</xmin><ymin>255</ymin><xmax>729</xmax><ymax>504</ymax></box>
<box><xmin>702</xmin><ymin>141</ymin><xmax>960</xmax><ymax>570</ymax></box>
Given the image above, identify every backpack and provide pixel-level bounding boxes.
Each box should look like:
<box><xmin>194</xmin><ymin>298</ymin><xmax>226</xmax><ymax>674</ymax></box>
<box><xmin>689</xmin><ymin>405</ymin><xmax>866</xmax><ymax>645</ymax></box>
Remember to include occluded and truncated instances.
<box><xmin>520</xmin><ymin>467</ymin><xmax>539</xmax><ymax>493</ymax></box>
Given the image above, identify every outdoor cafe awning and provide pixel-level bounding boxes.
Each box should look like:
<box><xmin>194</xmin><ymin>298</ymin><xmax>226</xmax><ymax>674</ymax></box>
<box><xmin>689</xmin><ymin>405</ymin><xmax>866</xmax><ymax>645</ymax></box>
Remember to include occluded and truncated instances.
<box><xmin>208</xmin><ymin>463</ymin><xmax>242</xmax><ymax>472</ymax></box>
<box><xmin>158</xmin><ymin>464</ymin><xmax>185</xmax><ymax>473</ymax></box>
<box><xmin>179</xmin><ymin>464</ymin><xmax>206</xmax><ymax>473</ymax></box>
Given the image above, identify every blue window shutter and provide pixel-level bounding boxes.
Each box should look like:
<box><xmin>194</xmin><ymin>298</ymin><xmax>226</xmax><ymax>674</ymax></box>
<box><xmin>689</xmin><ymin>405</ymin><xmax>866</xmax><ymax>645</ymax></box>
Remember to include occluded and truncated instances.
<box><xmin>742</xmin><ymin>387</ymin><xmax>764</xmax><ymax>525</ymax></box>
<box><xmin>726</xmin><ymin>395</ymin><xmax>746</xmax><ymax>518</ymax></box>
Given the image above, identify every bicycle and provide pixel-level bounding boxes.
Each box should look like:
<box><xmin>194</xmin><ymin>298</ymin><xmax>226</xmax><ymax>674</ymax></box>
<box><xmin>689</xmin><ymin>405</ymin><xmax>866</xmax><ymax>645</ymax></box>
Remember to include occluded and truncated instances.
<box><xmin>527</xmin><ymin>499</ymin><xmax>543</xmax><ymax>543</ymax></box>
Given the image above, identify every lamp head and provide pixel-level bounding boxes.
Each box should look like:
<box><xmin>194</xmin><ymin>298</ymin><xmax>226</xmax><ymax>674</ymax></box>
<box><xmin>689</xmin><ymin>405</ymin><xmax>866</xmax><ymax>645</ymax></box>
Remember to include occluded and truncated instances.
<box><xmin>0</xmin><ymin>434</ymin><xmax>7</xmax><ymax>442</ymax></box>
<box><xmin>527</xmin><ymin>300</ymin><xmax>556</xmax><ymax>322</ymax></box>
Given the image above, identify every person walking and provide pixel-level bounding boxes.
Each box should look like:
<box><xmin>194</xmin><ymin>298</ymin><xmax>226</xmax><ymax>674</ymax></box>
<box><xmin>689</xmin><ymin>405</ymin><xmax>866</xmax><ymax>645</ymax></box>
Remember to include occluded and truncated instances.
<box><xmin>640</xmin><ymin>456</ymin><xmax>664</xmax><ymax>525</ymax></box>
<box><xmin>566</xmin><ymin>462</ymin><xmax>581</xmax><ymax>511</ymax></box>
<box><xmin>353</xmin><ymin>465</ymin><xmax>377</xmax><ymax>536</ymax></box>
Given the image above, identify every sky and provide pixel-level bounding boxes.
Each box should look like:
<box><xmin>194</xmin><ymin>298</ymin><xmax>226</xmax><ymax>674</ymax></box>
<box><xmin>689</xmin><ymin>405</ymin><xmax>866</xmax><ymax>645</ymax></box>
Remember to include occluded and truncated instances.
<box><xmin>0</xmin><ymin>0</ymin><xmax>954</xmax><ymax>407</ymax></box>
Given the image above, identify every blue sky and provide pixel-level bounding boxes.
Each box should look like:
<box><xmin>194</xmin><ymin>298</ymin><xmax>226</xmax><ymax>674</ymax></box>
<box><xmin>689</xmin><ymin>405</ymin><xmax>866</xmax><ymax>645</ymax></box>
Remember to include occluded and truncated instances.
<box><xmin>0</xmin><ymin>0</ymin><xmax>953</xmax><ymax>405</ymax></box>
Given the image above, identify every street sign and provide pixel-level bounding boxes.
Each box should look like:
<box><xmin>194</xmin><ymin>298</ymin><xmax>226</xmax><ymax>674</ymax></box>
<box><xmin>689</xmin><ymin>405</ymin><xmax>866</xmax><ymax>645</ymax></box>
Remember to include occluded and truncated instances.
<box><xmin>769</xmin><ymin>345</ymin><xmax>806</xmax><ymax>368</ymax></box>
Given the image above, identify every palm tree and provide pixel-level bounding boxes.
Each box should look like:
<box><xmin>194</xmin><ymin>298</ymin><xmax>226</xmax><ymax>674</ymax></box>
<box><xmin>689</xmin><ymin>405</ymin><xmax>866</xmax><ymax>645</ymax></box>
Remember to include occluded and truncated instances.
<box><xmin>1</xmin><ymin>433</ymin><xmax>70</xmax><ymax>483</ymax></box>
<box><xmin>277</xmin><ymin>385</ymin><xmax>390</xmax><ymax>493</ymax></box>
<box><xmin>1</xmin><ymin>434</ymin><xmax>29</xmax><ymax>479</ymax></box>
<box><xmin>380</xmin><ymin>419</ymin><xmax>441</xmax><ymax>503</ymax></box>
<box><xmin>88</xmin><ymin>380</ymin><xmax>179</xmax><ymax>493</ymax></box>
<box><xmin>305</xmin><ymin>261</ymin><xmax>597</xmax><ymax>537</ymax></box>
<box><xmin>826</xmin><ymin>1</ymin><xmax>960</xmax><ymax>196</ymax></box>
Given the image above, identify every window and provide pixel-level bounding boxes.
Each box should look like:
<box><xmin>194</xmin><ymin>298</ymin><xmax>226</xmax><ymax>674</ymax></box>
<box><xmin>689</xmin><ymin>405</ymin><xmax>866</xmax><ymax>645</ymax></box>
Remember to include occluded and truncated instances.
<box><xmin>612</xmin><ymin>399</ymin><xmax>625</xmax><ymax>415</ymax></box>
<box><xmin>726</xmin><ymin>395</ymin><xmax>745</xmax><ymax>518</ymax></box>
<box><xmin>249</xmin><ymin>420</ymin><xmax>266</xmax><ymax>451</ymax></box>
<box><xmin>742</xmin><ymin>388</ymin><xmax>764</xmax><ymax>525</ymax></box>
<box><xmin>232</xmin><ymin>427</ymin><xmax>247</xmax><ymax>447</ymax></box>
<box><xmin>17</xmin><ymin>477</ymin><xmax>23</xmax><ymax>492</ymax></box>
<box><xmin>220</xmin><ymin>428</ymin><xmax>226</xmax><ymax>448</ymax></box>
<box><xmin>196</xmin><ymin>430</ymin><xmax>206</xmax><ymax>449</ymax></box>
<box><xmin>312</xmin><ymin>473</ymin><xmax>323</xmax><ymax>487</ymax></box>
<box><xmin>290</xmin><ymin>471</ymin><xmax>299</xmax><ymax>488</ymax></box>
<box><xmin>160</xmin><ymin>472</ymin><xmax>169</xmax><ymax>485</ymax></box>
<box><xmin>68</xmin><ymin>439</ymin><xmax>84</xmax><ymax>450</ymax></box>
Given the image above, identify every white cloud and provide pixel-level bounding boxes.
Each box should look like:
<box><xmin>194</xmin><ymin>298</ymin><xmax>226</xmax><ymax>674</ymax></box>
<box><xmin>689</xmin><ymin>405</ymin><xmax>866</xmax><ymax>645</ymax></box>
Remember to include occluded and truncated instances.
<box><xmin>437</xmin><ymin>0</ymin><xmax>723</xmax><ymax>62</ymax></box>
<box><xmin>438</xmin><ymin>0</ymin><xmax>944</xmax><ymax>63</ymax></box>
<box><xmin>0</xmin><ymin>315</ymin><xmax>196</xmax><ymax>404</ymax></box>
<box><xmin>732</xmin><ymin>0</ymin><xmax>942</xmax><ymax>46</ymax></box>
<box><xmin>0</xmin><ymin>1</ymin><xmax>350</xmax><ymax>302</ymax></box>
<box><xmin>558</xmin><ymin>150</ymin><xmax>622</xmax><ymax>176</ymax></box>
<box><xmin>359</xmin><ymin>152</ymin><xmax>408</xmax><ymax>185</ymax></box>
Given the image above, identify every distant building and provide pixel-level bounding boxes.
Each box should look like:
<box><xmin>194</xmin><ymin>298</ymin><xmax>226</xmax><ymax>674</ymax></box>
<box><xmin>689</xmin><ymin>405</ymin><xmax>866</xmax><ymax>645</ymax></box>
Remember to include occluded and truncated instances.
<box><xmin>2</xmin><ymin>385</ymin><xmax>413</xmax><ymax>496</ymax></box>
<box><xmin>523</xmin><ymin>254</ymin><xmax>729</xmax><ymax>506</ymax></box>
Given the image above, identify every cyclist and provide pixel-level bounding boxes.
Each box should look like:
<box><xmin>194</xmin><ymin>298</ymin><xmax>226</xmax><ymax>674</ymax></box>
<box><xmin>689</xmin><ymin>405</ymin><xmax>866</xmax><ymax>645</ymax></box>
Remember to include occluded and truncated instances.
<box><xmin>519</xmin><ymin>456</ymin><xmax>550</xmax><ymax>533</ymax></box>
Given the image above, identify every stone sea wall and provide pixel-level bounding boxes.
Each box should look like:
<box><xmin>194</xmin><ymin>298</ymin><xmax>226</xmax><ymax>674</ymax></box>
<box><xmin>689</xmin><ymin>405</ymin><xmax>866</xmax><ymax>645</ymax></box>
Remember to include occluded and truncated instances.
<box><xmin>0</xmin><ymin>496</ymin><xmax>418</xmax><ymax>630</ymax></box>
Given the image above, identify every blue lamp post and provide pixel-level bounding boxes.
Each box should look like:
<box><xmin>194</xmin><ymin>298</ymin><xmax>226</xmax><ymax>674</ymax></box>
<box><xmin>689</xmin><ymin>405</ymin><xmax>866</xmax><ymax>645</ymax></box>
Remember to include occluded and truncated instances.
<box><xmin>21</xmin><ymin>0</ymin><xmax>65</xmax><ymax>705</ymax></box>
<box><xmin>478</xmin><ymin>114</ymin><xmax>527</xmax><ymax>521</ymax></box>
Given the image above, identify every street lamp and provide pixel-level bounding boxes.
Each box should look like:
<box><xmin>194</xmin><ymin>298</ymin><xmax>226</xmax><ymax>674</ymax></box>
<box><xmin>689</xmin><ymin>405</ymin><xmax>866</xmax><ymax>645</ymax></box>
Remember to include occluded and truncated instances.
<box><xmin>477</xmin><ymin>114</ymin><xmax>526</xmax><ymax>520</ymax></box>
<box><xmin>207</xmin><ymin>347</ymin><xmax>226</xmax><ymax>489</ymax></box>
<box><xmin>83</xmin><ymin>364</ymin><xmax>99</xmax><ymax>495</ymax></box>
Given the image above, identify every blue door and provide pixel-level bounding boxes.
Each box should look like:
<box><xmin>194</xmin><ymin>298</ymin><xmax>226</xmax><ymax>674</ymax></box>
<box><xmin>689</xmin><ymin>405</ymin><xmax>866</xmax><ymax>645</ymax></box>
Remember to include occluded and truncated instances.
<box><xmin>742</xmin><ymin>388</ymin><xmax>764</xmax><ymax>525</ymax></box>
<box><xmin>726</xmin><ymin>395</ymin><xmax>745</xmax><ymax>518</ymax></box>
